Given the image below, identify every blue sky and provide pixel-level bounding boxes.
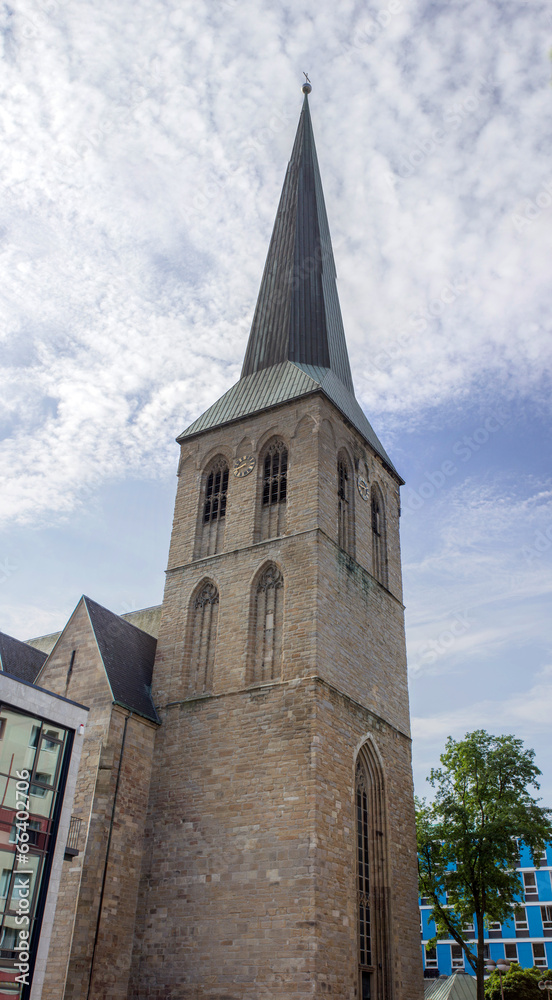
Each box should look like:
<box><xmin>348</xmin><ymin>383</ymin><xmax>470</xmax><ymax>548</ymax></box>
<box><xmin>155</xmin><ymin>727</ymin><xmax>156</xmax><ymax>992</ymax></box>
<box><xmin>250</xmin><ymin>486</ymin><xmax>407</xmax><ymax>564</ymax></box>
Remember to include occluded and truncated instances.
<box><xmin>1</xmin><ymin>0</ymin><xmax>551</xmax><ymax>802</ymax></box>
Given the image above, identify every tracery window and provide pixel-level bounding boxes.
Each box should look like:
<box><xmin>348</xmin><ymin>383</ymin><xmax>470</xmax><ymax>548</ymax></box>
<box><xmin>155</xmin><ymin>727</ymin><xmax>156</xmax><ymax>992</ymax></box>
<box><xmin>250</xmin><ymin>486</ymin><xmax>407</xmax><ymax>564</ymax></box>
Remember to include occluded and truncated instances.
<box><xmin>355</xmin><ymin>746</ymin><xmax>390</xmax><ymax>1000</ymax></box>
<box><xmin>337</xmin><ymin>451</ymin><xmax>354</xmax><ymax>555</ymax></box>
<box><xmin>259</xmin><ymin>440</ymin><xmax>288</xmax><ymax>540</ymax></box>
<box><xmin>196</xmin><ymin>457</ymin><xmax>229</xmax><ymax>558</ymax></box>
<box><xmin>357</xmin><ymin>761</ymin><xmax>372</xmax><ymax>978</ymax></box>
<box><xmin>188</xmin><ymin>581</ymin><xmax>219</xmax><ymax>694</ymax></box>
<box><xmin>371</xmin><ymin>485</ymin><xmax>388</xmax><ymax>587</ymax></box>
<box><xmin>251</xmin><ymin>564</ymin><xmax>283</xmax><ymax>683</ymax></box>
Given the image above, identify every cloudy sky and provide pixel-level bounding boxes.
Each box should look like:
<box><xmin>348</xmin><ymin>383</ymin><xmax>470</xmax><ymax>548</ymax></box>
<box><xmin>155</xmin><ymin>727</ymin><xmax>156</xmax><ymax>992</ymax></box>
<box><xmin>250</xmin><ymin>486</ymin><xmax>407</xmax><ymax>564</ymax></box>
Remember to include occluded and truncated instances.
<box><xmin>2</xmin><ymin>0</ymin><xmax>551</xmax><ymax>801</ymax></box>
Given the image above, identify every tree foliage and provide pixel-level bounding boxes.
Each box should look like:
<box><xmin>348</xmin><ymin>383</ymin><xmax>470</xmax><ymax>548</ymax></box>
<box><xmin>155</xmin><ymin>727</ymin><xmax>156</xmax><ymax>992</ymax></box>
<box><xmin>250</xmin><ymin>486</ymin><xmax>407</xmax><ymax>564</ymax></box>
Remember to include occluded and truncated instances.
<box><xmin>417</xmin><ymin>731</ymin><xmax>552</xmax><ymax>1000</ymax></box>
<box><xmin>484</xmin><ymin>965</ymin><xmax>552</xmax><ymax>1000</ymax></box>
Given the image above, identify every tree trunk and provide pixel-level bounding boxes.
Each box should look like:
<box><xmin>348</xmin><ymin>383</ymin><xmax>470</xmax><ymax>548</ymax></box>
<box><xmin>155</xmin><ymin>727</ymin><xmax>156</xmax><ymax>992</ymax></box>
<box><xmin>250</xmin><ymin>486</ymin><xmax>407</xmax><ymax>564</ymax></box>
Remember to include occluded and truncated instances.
<box><xmin>476</xmin><ymin>911</ymin><xmax>486</xmax><ymax>1000</ymax></box>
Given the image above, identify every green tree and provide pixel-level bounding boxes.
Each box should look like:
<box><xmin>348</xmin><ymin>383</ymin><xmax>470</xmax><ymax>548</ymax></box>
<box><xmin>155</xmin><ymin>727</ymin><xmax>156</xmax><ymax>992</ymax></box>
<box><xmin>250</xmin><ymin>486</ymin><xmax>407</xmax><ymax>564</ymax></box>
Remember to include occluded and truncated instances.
<box><xmin>416</xmin><ymin>731</ymin><xmax>552</xmax><ymax>1000</ymax></box>
<box><xmin>484</xmin><ymin>964</ymin><xmax>552</xmax><ymax>1000</ymax></box>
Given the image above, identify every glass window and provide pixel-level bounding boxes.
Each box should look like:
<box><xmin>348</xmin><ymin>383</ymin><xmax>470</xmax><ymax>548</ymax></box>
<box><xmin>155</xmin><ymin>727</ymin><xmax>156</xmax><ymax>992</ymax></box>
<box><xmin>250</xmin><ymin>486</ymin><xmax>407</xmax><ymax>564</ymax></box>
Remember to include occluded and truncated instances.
<box><xmin>451</xmin><ymin>945</ymin><xmax>464</xmax><ymax>969</ymax></box>
<box><xmin>541</xmin><ymin>905</ymin><xmax>552</xmax><ymax>929</ymax></box>
<box><xmin>532</xmin><ymin>943</ymin><xmax>547</xmax><ymax>967</ymax></box>
<box><xmin>523</xmin><ymin>871</ymin><xmax>538</xmax><ymax>896</ymax></box>
<box><xmin>514</xmin><ymin>906</ymin><xmax>528</xmax><ymax>930</ymax></box>
<box><xmin>425</xmin><ymin>947</ymin><xmax>437</xmax><ymax>968</ymax></box>
<box><xmin>504</xmin><ymin>943</ymin><xmax>518</xmax><ymax>961</ymax></box>
<box><xmin>0</xmin><ymin>869</ymin><xmax>11</xmax><ymax>899</ymax></box>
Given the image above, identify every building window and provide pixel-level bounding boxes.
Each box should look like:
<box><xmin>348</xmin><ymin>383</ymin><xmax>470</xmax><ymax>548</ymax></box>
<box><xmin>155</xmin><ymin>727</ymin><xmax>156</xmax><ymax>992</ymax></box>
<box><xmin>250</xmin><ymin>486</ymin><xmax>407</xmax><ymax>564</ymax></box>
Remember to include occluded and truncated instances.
<box><xmin>534</xmin><ymin>847</ymin><xmax>548</xmax><ymax>866</ymax></box>
<box><xmin>355</xmin><ymin>745</ymin><xmax>389</xmax><ymax>1000</ymax></box>
<box><xmin>337</xmin><ymin>451</ymin><xmax>354</xmax><ymax>555</ymax></box>
<box><xmin>514</xmin><ymin>906</ymin><xmax>528</xmax><ymax>931</ymax></box>
<box><xmin>425</xmin><ymin>946</ymin><xmax>438</xmax><ymax>969</ymax></box>
<box><xmin>188</xmin><ymin>581</ymin><xmax>219</xmax><ymax>695</ymax></box>
<box><xmin>0</xmin><ymin>869</ymin><xmax>11</xmax><ymax>899</ymax></box>
<box><xmin>371</xmin><ymin>485</ymin><xmax>387</xmax><ymax>587</ymax></box>
<box><xmin>541</xmin><ymin>905</ymin><xmax>552</xmax><ymax>929</ymax></box>
<box><xmin>523</xmin><ymin>871</ymin><xmax>538</xmax><ymax>898</ymax></box>
<box><xmin>259</xmin><ymin>440</ymin><xmax>288</xmax><ymax>541</ymax></box>
<box><xmin>504</xmin><ymin>943</ymin><xmax>518</xmax><ymax>961</ymax></box>
<box><xmin>196</xmin><ymin>457</ymin><xmax>229</xmax><ymax>558</ymax></box>
<box><xmin>251</xmin><ymin>564</ymin><xmax>283</xmax><ymax>683</ymax></box>
<box><xmin>488</xmin><ymin>921</ymin><xmax>502</xmax><ymax>931</ymax></box>
<box><xmin>532</xmin><ymin>943</ymin><xmax>547</xmax><ymax>968</ymax></box>
<box><xmin>451</xmin><ymin>945</ymin><xmax>464</xmax><ymax>969</ymax></box>
<box><xmin>30</xmin><ymin>772</ymin><xmax>52</xmax><ymax>797</ymax></box>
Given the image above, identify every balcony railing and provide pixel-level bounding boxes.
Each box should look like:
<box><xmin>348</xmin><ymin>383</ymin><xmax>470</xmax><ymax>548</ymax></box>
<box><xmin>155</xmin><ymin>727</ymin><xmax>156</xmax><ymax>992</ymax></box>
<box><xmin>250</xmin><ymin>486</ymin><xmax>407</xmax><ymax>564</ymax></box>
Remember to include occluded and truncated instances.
<box><xmin>65</xmin><ymin>815</ymin><xmax>82</xmax><ymax>858</ymax></box>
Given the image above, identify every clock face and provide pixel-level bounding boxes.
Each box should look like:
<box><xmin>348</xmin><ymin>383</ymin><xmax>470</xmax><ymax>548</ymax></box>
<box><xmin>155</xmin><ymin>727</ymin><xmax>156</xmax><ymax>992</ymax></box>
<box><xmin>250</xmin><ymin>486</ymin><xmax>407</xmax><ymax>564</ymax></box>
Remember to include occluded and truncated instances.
<box><xmin>233</xmin><ymin>454</ymin><xmax>256</xmax><ymax>478</ymax></box>
<box><xmin>357</xmin><ymin>475</ymin><xmax>370</xmax><ymax>501</ymax></box>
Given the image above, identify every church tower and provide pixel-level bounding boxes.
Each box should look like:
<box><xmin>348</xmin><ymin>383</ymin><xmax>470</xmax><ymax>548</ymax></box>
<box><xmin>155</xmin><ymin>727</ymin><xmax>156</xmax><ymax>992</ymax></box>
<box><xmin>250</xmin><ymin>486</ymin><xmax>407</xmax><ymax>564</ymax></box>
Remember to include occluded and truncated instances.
<box><xmin>129</xmin><ymin>86</ymin><xmax>422</xmax><ymax>1000</ymax></box>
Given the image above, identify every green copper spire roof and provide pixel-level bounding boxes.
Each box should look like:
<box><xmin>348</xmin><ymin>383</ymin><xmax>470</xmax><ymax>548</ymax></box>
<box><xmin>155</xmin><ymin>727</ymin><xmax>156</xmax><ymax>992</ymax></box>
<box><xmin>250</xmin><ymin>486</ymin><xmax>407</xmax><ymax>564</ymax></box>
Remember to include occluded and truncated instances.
<box><xmin>240</xmin><ymin>93</ymin><xmax>353</xmax><ymax>391</ymax></box>
<box><xmin>179</xmin><ymin>90</ymin><xmax>399</xmax><ymax>478</ymax></box>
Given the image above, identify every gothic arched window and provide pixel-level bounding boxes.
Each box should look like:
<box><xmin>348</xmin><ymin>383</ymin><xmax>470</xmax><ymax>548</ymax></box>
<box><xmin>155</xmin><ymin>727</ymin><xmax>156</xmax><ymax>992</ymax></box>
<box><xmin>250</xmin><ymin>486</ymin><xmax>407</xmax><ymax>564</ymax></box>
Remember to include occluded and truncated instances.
<box><xmin>188</xmin><ymin>581</ymin><xmax>219</xmax><ymax>694</ymax></box>
<box><xmin>371</xmin><ymin>485</ymin><xmax>387</xmax><ymax>587</ymax></box>
<box><xmin>337</xmin><ymin>451</ymin><xmax>354</xmax><ymax>555</ymax></box>
<box><xmin>259</xmin><ymin>439</ymin><xmax>288</xmax><ymax>540</ymax></box>
<box><xmin>251</xmin><ymin>564</ymin><xmax>283</xmax><ymax>683</ymax></box>
<box><xmin>196</xmin><ymin>457</ymin><xmax>229</xmax><ymax>558</ymax></box>
<box><xmin>355</xmin><ymin>745</ymin><xmax>390</xmax><ymax>1000</ymax></box>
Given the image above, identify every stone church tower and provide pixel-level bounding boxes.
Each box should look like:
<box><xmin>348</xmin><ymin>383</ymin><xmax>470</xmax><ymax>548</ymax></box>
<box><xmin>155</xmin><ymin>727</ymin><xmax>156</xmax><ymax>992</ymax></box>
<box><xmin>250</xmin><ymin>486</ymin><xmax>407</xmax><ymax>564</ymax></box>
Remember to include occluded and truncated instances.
<box><xmin>129</xmin><ymin>87</ymin><xmax>422</xmax><ymax>1000</ymax></box>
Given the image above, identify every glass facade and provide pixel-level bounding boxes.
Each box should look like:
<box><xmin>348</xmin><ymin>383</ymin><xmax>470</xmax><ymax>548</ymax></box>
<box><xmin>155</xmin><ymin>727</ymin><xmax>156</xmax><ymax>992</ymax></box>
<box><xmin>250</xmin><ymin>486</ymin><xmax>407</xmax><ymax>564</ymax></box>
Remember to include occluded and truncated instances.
<box><xmin>0</xmin><ymin>703</ymin><xmax>72</xmax><ymax>999</ymax></box>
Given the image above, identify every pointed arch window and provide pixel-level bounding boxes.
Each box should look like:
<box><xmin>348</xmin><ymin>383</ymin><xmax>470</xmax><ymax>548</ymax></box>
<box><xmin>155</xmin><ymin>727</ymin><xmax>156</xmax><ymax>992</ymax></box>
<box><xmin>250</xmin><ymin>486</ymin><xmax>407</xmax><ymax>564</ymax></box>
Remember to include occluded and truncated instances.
<box><xmin>355</xmin><ymin>747</ymin><xmax>390</xmax><ymax>1000</ymax></box>
<box><xmin>337</xmin><ymin>451</ymin><xmax>354</xmax><ymax>555</ymax></box>
<box><xmin>188</xmin><ymin>581</ymin><xmax>219</xmax><ymax>695</ymax></box>
<box><xmin>259</xmin><ymin>440</ymin><xmax>288</xmax><ymax>540</ymax></box>
<box><xmin>251</xmin><ymin>564</ymin><xmax>283</xmax><ymax>683</ymax></box>
<box><xmin>196</xmin><ymin>457</ymin><xmax>229</xmax><ymax>558</ymax></box>
<box><xmin>371</xmin><ymin>486</ymin><xmax>387</xmax><ymax>587</ymax></box>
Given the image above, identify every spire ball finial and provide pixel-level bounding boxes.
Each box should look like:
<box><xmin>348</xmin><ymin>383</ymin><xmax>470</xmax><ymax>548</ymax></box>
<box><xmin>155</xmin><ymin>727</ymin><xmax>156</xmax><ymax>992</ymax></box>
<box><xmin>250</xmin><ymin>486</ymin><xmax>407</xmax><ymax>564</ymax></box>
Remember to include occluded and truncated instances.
<box><xmin>302</xmin><ymin>72</ymin><xmax>312</xmax><ymax>95</ymax></box>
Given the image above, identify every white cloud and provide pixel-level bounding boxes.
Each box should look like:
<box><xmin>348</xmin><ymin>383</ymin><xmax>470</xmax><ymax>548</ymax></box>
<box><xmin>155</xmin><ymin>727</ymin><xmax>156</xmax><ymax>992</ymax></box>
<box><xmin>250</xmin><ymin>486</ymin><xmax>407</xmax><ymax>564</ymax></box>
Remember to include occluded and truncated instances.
<box><xmin>1</xmin><ymin>0</ymin><xmax>551</xmax><ymax>527</ymax></box>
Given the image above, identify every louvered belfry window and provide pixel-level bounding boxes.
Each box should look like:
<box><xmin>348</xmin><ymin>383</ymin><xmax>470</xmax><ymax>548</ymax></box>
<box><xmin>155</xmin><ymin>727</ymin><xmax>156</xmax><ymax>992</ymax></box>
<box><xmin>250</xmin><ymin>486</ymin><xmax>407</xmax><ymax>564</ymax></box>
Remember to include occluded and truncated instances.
<box><xmin>371</xmin><ymin>486</ymin><xmax>387</xmax><ymax>587</ymax></box>
<box><xmin>252</xmin><ymin>564</ymin><xmax>283</xmax><ymax>682</ymax></box>
<box><xmin>259</xmin><ymin>440</ymin><xmax>287</xmax><ymax>540</ymax></box>
<box><xmin>337</xmin><ymin>452</ymin><xmax>354</xmax><ymax>555</ymax></box>
<box><xmin>203</xmin><ymin>461</ymin><xmax>229</xmax><ymax>523</ymax></box>
<box><xmin>197</xmin><ymin>457</ymin><xmax>229</xmax><ymax>558</ymax></box>
<box><xmin>189</xmin><ymin>581</ymin><xmax>219</xmax><ymax>694</ymax></box>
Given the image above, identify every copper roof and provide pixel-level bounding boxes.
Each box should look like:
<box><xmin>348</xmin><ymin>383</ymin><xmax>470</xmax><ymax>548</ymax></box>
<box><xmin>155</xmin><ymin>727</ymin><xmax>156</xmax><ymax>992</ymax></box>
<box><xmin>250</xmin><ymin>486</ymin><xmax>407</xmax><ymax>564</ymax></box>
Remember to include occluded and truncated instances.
<box><xmin>179</xmin><ymin>93</ymin><xmax>400</xmax><ymax>479</ymax></box>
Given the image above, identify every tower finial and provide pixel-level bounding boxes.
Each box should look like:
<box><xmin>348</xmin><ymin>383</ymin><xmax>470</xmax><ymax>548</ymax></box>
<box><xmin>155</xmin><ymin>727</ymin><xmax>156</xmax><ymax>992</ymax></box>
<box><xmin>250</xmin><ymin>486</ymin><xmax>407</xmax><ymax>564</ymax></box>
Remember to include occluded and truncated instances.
<box><xmin>302</xmin><ymin>72</ymin><xmax>312</xmax><ymax>95</ymax></box>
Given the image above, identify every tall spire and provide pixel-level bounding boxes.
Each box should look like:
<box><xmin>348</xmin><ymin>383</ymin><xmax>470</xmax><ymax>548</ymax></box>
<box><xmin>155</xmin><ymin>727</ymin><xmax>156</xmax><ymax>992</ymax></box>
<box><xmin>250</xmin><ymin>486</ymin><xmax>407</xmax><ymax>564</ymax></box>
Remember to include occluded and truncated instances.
<box><xmin>179</xmin><ymin>87</ymin><xmax>399</xmax><ymax>478</ymax></box>
<box><xmin>241</xmin><ymin>90</ymin><xmax>354</xmax><ymax>392</ymax></box>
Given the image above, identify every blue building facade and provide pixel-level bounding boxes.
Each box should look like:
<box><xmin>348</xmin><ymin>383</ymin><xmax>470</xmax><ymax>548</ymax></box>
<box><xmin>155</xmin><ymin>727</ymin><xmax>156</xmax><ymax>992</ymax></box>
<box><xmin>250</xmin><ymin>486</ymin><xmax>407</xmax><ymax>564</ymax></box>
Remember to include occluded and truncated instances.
<box><xmin>421</xmin><ymin>842</ymin><xmax>552</xmax><ymax>976</ymax></box>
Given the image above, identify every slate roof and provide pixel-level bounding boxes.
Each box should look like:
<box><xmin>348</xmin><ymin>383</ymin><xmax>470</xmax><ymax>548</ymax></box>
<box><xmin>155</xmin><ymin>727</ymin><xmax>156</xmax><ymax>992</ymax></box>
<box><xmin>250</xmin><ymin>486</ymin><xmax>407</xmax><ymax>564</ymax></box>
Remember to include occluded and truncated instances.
<box><xmin>178</xmin><ymin>93</ymin><xmax>400</xmax><ymax>480</ymax></box>
<box><xmin>83</xmin><ymin>597</ymin><xmax>159</xmax><ymax>723</ymax></box>
<box><xmin>0</xmin><ymin>632</ymin><xmax>47</xmax><ymax>684</ymax></box>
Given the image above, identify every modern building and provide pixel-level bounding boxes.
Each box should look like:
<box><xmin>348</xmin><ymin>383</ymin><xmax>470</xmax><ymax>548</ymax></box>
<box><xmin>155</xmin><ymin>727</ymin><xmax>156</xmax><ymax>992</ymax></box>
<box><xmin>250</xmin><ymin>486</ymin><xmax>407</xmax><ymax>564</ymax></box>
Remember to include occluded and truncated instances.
<box><xmin>0</xmin><ymin>667</ymin><xmax>88</xmax><ymax>1000</ymax></box>
<box><xmin>421</xmin><ymin>842</ymin><xmax>552</xmax><ymax>976</ymax></box>
<box><xmin>1</xmin><ymin>85</ymin><xmax>422</xmax><ymax>1000</ymax></box>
